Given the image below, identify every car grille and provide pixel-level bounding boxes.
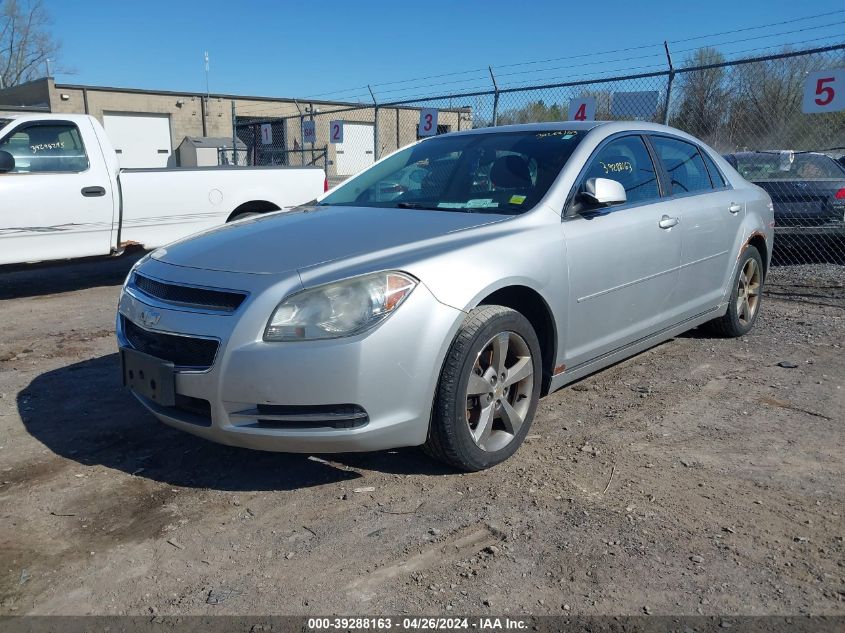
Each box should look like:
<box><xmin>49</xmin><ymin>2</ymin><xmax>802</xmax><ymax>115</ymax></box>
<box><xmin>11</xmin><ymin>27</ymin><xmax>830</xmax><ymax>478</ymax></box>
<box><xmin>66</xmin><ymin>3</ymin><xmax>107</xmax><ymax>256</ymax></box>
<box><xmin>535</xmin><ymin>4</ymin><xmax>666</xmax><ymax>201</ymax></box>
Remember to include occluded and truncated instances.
<box><xmin>133</xmin><ymin>273</ymin><xmax>246</xmax><ymax>312</ymax></box>
<box><xmin>122</xmin><ymin>317</ymin><xmax>219</xmax><ymax>369</ymax></box>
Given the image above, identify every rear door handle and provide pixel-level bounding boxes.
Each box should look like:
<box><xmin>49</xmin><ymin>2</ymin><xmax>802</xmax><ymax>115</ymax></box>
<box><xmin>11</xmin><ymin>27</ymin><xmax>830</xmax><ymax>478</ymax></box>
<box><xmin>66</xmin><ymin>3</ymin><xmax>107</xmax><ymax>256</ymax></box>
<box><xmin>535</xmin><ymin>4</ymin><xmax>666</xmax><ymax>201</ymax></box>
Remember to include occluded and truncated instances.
<box><xmin>81</xmin><ymin>186</ymin><xmax>106</xmax><ymax>197</ymax></box>
<box><xmin>729</xmin><ymin>202</ymin><xmax>742</xmax><ymax>214</ymax></box>
<box><xmin>658</xmin><ymin>215</ymin><xmax>679</xmax><ymax>229</ymax></box>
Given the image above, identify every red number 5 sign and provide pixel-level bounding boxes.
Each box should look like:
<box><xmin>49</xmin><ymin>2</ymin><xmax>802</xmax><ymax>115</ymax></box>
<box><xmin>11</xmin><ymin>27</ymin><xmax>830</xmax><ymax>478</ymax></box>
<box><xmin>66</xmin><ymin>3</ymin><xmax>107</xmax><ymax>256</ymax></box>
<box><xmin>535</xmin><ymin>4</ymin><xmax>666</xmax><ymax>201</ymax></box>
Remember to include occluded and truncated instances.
<box><xmin>802</xmin><ymin>69</ymin><xmax>845</xmax><ymax>114</ymax></box>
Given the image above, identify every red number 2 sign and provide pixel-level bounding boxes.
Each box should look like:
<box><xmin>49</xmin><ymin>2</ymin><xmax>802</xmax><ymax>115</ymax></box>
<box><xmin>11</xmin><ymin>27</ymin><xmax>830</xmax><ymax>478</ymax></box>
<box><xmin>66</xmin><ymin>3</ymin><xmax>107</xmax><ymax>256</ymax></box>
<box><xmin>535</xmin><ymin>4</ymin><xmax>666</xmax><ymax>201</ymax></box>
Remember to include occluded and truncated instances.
<box><xmin>802</xmin><ymin>70</ymin><xmax>845</xmax><ymax>114</ymax></box>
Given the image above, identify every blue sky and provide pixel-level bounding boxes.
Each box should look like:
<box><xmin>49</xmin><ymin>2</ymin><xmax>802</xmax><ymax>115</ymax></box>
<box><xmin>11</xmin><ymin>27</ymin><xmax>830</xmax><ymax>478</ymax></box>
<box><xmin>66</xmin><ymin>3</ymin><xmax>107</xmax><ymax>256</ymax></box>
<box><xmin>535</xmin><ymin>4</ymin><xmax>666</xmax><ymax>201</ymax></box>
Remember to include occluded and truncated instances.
<box><xmin>47</xmin><ymin>1</ymin><xmax>845</xmax><ymax>102</ymax></box>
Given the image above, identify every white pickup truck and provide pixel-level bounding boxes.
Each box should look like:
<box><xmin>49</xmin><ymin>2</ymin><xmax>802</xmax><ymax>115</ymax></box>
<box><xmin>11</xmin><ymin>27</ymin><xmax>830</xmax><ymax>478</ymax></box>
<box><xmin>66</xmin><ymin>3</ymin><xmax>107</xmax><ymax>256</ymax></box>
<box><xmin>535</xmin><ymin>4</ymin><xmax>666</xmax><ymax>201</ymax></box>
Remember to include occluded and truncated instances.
<box><xmin>0</xmin><ymin>113</ymin><xmax>326</xmax><ymax>266</ymax></box>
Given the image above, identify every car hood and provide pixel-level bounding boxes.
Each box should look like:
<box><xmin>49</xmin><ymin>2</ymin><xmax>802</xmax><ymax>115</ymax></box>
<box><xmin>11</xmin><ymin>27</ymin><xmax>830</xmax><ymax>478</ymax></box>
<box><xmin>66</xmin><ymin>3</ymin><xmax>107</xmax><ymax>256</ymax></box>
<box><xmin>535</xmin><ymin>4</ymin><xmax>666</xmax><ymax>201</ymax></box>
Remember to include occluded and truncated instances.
<box><xmin>151</xmin><ymin>205</ymin><xmax>508</xmax><ymax>274</ymax></box>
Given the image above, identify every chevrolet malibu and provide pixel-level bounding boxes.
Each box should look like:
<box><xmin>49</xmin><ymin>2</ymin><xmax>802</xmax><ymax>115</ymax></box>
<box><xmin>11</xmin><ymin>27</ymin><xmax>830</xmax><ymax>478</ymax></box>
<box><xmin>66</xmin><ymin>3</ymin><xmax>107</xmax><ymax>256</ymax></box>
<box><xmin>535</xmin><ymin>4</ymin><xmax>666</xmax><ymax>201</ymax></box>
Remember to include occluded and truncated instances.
<box><xmin>117</xmin><ymin>121</ymin><xmax>774</xmax><ymax>471</ymax></box>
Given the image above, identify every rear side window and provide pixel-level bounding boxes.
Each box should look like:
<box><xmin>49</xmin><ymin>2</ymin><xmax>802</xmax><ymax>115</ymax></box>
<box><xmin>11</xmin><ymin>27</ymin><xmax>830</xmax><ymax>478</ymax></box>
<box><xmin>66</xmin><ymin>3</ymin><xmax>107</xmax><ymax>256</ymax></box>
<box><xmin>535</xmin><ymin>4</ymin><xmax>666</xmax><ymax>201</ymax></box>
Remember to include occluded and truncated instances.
<box><xmin>700</xmin><ymin>150</ymin><xmax>727</xmax><ymax>188</ymax></box>
<box><xmin>0</xmin><ymin>122</ymin><xmax>89</xmax><ymax>173</ymax></box>
<box><xmin>650</xmin><ymin>136</ymin><xmax>713</xmax><ymax>195</ymax></box>
<box><xmin>579</xmin><ymin>135</ymin><xmax>660</xmax><ymax>205</ymax></box>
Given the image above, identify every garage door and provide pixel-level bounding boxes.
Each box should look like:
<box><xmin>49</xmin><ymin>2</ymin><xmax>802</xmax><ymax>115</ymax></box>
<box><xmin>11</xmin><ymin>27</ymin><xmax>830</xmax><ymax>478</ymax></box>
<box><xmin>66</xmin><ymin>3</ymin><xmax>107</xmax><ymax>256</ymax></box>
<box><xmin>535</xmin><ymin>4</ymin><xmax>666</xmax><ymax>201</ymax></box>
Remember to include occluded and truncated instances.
<box><xmin>102</xmin><ymin>113</ymin><xmax>173</xmax><ymax>168</ymax></box>
<box><xmin>335</xmin><ymin>122</ymin><xmax>374</xmax><ymax>176</ymax></box>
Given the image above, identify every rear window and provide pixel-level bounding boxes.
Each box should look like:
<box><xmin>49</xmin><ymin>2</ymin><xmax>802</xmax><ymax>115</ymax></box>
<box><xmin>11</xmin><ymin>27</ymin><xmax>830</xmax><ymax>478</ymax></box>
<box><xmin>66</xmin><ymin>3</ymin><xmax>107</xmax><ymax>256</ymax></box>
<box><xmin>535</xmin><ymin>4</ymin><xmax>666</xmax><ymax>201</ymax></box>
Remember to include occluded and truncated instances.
<box><xmin>732</xmin><ymin>153</ymin><xmax>845</xmax><ymax>180</ymax></box>
<box><xmin>650</xmin><ymin>136</ymin><xmax>713</xmax><ymax>194</ymax></box>
<box><xmin>701</xmin><ymin>150</ymin><xmax>727</xmax><ymax>188</ymax></box>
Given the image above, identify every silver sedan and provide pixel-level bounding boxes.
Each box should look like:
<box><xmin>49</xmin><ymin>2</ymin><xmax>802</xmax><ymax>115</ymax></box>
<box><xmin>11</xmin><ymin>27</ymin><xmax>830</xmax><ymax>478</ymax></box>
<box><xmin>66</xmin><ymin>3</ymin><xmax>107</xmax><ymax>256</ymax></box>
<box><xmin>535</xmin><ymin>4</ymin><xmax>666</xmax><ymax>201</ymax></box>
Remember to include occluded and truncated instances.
<box><xmin>116</xmin><ymin>121</ymin><xmax>774</xmax><ymax>471</ymax></box>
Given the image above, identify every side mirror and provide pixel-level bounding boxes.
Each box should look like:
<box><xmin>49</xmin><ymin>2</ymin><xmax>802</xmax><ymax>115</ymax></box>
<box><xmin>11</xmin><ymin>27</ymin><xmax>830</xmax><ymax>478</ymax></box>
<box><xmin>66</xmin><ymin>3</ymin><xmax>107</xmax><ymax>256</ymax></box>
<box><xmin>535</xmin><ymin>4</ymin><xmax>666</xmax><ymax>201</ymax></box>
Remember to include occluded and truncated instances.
<box><xmin>0</xmin><ymin>150</ymin><xmax>14</xmax><ymax>173</ymax></box>
<box><xmin>582</xmin><ymin>177</ymin><xmax>626</xmax><ymax>207</ymax></box>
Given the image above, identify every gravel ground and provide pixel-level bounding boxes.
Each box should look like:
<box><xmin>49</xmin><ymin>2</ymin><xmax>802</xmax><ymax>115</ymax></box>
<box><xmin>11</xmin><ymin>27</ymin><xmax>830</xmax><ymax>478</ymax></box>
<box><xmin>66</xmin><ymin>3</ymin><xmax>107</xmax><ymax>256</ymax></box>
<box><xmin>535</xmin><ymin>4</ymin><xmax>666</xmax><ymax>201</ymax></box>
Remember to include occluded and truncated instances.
<box><xmin>0</xmin><ymin>256</ymin><xmax>842</xmax><ymax>616</ymax></box>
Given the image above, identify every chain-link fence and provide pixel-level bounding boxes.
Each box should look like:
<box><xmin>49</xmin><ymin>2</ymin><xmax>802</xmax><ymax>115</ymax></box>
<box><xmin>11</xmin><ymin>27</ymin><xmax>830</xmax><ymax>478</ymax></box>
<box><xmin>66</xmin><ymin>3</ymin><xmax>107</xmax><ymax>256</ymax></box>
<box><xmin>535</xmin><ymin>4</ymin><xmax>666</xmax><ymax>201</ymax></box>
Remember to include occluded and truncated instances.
<box><xmin>230</xmin><ymin>43</ymin><xmax>845</xmax><ymax>263</ymax></box>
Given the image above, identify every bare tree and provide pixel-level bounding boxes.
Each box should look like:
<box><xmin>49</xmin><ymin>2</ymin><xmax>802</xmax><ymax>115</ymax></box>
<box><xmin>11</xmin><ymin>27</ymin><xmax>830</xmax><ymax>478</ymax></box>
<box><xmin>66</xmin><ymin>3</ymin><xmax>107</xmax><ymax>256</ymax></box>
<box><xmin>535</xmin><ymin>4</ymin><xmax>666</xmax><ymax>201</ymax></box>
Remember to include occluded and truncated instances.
<box><xmin>0</xmin><ymin>0</ymin><xmax>59</xmax><ymax>89</ymax></box>
<box><xmin>671</xmin><ymin>47</ymin><xmax>727</xmax><ymax>144</ymax></box>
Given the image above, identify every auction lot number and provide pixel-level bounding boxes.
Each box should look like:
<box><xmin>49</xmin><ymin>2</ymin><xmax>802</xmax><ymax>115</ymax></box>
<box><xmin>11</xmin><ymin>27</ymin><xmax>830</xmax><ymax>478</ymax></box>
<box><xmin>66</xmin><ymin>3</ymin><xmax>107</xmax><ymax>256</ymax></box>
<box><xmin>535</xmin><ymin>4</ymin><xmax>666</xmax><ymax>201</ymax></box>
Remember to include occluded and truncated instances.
<box><xmin>802</xmin><ymin>69</ymin><xmax>845</xmax><ymax>113</ymax></box>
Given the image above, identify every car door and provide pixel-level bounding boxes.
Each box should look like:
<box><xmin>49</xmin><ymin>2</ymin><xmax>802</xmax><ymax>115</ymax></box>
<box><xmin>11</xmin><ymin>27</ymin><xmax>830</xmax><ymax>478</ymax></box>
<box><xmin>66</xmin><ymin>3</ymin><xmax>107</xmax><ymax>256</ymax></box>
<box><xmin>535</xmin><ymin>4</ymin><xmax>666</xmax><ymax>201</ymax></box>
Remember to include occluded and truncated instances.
<box><xmin>648</xmin><ymin>135</ymin><xmax>743</xmax><ymax>319</ymax></box>
<box><xmin>0</xmin><ymin>119</ymin><xmax>115</xmax><ymax>265</ymax></box>
<box><xmin>562</xmin><ymin>134</ymin><xmax>683</xmax><ymax>369</ymax></box>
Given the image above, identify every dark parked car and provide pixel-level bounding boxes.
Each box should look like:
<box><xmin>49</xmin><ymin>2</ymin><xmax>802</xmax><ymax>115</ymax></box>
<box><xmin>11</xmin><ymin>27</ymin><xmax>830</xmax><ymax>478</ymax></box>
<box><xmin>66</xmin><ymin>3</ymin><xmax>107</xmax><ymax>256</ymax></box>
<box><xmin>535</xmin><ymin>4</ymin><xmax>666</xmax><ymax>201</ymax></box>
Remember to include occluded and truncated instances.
<box><xmin>724</xmin><ymin>151</ymin><xmax>845</xmax><ymax>229</ymax></box>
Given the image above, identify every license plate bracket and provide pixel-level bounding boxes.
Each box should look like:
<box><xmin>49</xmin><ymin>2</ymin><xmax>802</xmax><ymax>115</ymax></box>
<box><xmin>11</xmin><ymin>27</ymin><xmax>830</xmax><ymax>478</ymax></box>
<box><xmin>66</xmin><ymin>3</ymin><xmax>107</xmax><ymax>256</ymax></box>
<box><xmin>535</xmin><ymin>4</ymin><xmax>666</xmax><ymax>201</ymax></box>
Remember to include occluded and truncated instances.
<box><xmin>121</xmin><ymin>347</ymin><xmax>176</xmax><ymax>406</ymax></box>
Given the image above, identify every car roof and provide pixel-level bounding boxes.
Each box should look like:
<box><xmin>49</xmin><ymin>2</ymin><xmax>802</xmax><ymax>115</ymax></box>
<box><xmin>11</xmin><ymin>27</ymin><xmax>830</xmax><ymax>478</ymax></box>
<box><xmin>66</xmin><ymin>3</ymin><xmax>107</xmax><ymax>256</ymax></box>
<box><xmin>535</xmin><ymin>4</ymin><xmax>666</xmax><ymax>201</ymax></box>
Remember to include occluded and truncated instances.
<box><xmin>444</xmin><ymin>120</ymin><xmax>710</xmax><ymax>143</ymax></box>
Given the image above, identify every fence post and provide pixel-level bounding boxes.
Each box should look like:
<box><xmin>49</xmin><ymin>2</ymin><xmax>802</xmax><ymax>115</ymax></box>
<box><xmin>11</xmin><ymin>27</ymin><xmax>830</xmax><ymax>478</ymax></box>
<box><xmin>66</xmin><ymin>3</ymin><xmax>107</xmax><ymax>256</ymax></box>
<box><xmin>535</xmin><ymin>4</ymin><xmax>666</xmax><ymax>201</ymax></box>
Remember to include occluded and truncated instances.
<box><xmin>489</xmin><ymin>66</ymin><xmax>500</xmax><ymax>127</ymax></box>
<box><xmin>309</xmin><ymin>102</ymin><xmax>316</xmax><ymax>166</ymax></box>
<box><xmin>368</xmin><ymin>85</ymin><xmax>380</xmax><ymax>161</ymax></box>
<box><xmin>662</xmin><ymin>41</ymin><xmax>675</xmax><ymax>126</ymax></box>
<box><xmin>231</xmin><ymin>100</ymin><xmax>238</xmax><ymax>166</ymax></box>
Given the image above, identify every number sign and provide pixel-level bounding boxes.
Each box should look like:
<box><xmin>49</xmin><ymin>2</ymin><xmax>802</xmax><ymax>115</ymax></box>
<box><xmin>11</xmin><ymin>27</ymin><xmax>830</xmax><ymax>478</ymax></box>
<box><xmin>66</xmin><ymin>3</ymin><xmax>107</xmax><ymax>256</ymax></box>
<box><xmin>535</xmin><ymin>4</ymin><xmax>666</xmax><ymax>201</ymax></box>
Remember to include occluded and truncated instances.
<box><xmin>260</xmin><ymin>123</ymin><xmax>273</xmax><ymax>145</ymax></box>
<box><xmin>302</xmin><ymin>119</ymin><xmax>316</xmax><ymax>144</ymax></box>
<box><xmin>418</xmin><ymin>109</ymin><xmax>439</xmax><ymax>137</ymax></box>
<box><xmin>329</xmin><ymin>120</ymin><xmax>344</xmax><ymax>144</ymax></box>
<box><xmin>802</xmin><ymin>69</ymin><xmax>845</xmax><ymax>114</ymax></box>
<box><xmin>568</xmin><ymin>97</ymin><xmax>596</xmax><ymax>122</ymax></box>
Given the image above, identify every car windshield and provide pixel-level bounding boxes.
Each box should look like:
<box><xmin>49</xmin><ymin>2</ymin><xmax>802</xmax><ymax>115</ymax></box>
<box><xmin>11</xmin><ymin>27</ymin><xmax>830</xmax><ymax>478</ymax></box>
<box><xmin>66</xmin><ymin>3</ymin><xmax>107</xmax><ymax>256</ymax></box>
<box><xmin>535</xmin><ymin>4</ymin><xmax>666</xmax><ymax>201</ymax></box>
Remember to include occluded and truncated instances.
<box><xmin>319</xmin><ymin>129</ymin><xmax>586</xmax><ymax>214</ymax></box>
<box><xmin>733</xmin><ymin>153</ymin><xmax>845</xmax><ymax>180</ymax></box>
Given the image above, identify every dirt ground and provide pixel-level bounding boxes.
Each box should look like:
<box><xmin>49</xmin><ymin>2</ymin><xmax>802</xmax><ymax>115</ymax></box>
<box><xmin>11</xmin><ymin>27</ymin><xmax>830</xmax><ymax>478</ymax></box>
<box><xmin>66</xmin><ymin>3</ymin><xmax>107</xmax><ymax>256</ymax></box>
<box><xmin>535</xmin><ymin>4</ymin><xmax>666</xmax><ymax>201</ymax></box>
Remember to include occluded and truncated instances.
<box><xmin>0</xmin><ymin>255</ymin><xmax>842</xmax><ymax>617</ymax></box>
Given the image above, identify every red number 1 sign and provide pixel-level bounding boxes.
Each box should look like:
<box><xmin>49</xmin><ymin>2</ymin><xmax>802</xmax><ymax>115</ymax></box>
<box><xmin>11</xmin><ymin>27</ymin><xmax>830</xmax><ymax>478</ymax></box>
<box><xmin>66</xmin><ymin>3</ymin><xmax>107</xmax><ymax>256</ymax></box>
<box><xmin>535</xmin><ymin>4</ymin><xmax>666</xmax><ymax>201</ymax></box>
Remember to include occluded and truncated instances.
<box><xmin>802</xmin><ymin>69</ymin><xmax>845</xmax><ymax>113</ymax></box>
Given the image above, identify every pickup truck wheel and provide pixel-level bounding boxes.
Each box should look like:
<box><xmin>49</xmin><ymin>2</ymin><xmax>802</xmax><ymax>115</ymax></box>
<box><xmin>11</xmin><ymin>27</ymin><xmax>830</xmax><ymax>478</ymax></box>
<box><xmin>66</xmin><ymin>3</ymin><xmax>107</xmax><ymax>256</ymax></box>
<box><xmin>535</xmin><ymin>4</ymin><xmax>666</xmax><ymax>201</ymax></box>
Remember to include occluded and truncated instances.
<box><xmin>704</xmin><ymin>246</ymin><xmax>764</xmax><ymax>337</ymax></box>
<box><xmin>424</xmin><ymin>305</ymin><xmax>541</xmax><ymax>471</ymax></box>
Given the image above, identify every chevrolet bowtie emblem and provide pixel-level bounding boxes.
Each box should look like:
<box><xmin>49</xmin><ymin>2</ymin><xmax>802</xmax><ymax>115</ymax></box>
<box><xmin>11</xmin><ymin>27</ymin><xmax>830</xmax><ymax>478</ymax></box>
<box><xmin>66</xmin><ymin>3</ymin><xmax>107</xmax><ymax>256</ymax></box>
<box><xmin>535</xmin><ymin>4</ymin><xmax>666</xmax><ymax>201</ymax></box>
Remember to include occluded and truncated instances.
<box><xmin>139</xmin><ymin>309</ymin><xmax>161</xmax><ymax>327</ymax></box>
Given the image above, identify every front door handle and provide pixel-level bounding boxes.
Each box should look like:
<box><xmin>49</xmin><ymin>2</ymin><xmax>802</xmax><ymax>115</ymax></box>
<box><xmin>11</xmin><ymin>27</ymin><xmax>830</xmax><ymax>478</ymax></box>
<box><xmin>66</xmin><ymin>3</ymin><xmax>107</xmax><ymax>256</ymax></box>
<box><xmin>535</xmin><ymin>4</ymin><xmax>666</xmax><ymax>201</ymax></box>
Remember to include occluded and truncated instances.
<box><xmin>658</xmin><ymin>215</ymin><xmax>679</xmax><ymax>229</ymax></box>
<box><xmin>729</xmin><ymin>202</ymin><xmax>742</xmax><ymax>214</ymax></box>
<box><xmin>81</xmin><ymin>186</ymin><xmax>106</xmax><ymax>197</ymax></box>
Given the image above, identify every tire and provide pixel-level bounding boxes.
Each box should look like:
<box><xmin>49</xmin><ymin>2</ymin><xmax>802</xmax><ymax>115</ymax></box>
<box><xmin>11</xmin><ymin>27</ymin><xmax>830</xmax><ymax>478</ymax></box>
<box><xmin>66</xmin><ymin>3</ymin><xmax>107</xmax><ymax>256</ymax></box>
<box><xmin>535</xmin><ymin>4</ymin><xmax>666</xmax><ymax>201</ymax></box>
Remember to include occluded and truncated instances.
<box><xmin>704</xmin><ymin>245</ymin><xmax>764</xmax><ymax>338</ymax></box>
<box><xmin>424</xmin><ymin>305</ymin><xmax>542</xmax><ymax>471</ymax></box>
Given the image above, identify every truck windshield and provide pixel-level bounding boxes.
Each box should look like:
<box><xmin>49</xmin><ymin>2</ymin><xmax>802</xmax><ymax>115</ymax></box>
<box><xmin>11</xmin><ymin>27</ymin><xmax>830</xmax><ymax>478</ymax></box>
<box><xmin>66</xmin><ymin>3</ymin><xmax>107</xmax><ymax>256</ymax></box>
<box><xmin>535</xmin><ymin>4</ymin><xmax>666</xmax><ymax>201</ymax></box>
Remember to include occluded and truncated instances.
<box><xmin>319</xmin><ymin>129</ymin><xmax>586</xmax><ymax>214</ymax></box>
<box><xmin>0</xmin><ymin>119</ymin><xmax>10</xmax><ymax>134</ymax></box>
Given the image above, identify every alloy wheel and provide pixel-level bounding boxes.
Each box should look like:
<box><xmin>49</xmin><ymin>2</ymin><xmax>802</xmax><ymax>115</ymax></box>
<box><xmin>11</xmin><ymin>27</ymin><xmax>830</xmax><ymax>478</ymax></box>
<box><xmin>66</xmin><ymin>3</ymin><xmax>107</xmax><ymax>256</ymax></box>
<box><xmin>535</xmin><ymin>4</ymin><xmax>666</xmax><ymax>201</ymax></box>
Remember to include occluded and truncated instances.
<box><xmin>736</xmin><ymin>258</ymin><xmax>761</xmax><ymax>326</ymax></box>
<box><xmin>464</xmin><ymin>331</ymin><xmax>535</xmax><ymax>452</ymax></box>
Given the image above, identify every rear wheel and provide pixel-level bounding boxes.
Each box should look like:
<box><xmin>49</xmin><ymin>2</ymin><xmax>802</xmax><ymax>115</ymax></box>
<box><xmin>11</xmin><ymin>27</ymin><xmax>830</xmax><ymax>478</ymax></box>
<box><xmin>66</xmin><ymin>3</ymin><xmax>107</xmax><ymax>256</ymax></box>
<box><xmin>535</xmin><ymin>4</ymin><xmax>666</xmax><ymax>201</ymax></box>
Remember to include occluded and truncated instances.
<box><xmin>704</xmin><ymin>246</ymin><xmax>764</xmax><ymax>337</ymax></box>
<box><xmin>424</xmin><ymin>305</ymin><xmax>542</xmax><ymax>471</ymax></box>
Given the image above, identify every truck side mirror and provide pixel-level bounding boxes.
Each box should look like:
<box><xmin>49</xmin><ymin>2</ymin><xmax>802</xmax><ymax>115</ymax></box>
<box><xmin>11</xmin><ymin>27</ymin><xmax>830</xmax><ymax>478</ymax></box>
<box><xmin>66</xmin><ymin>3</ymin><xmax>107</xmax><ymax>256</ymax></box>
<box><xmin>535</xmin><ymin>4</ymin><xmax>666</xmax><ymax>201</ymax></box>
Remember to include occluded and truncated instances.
<box><xmin>0</xmin><ymin>150</ymin><xmax>15</xmax><ymax>173</ymax></box>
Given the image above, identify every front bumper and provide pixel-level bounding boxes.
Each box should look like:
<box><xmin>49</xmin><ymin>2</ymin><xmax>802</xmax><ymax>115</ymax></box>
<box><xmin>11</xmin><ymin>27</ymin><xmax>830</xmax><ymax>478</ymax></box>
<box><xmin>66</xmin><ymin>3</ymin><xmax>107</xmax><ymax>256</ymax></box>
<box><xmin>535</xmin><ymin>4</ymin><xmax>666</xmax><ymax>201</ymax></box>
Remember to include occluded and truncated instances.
<box><xmin>117</xmin><ymin>259</ymin><xmax>464</xmax><ymax>453</ymax></box>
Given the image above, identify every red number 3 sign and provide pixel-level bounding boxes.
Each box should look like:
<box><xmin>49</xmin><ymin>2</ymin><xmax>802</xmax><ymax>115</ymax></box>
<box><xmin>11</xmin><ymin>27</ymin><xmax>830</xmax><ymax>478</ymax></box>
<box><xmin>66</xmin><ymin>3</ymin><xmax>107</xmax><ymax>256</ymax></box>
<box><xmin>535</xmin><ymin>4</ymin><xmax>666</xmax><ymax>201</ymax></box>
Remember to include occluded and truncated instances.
<box><xmin>802</xmin><ymin>70</ymin><xmax>845</xmax><ymax>114</ymax></box>
<box><xmin>418</xmin><ymin>109</ymin><xmax>438</xmax><ymax>137</ymax></box>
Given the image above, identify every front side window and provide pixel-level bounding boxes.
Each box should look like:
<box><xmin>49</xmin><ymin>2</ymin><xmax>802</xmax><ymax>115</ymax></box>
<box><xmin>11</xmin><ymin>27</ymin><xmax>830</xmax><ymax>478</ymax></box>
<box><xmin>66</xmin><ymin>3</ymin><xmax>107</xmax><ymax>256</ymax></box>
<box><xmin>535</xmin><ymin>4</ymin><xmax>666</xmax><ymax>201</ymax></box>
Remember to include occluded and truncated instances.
<box><xmin>0</xmin><ymin>122</ymin><xmax>89</xmax><ymax>173</ymax></box>
<box><xmin>651</xmin><ymin>136</ymin><xmax>713</xmax><ymax>195</ymax></box>
<box><xmin>578</xmin><ymin>135</ymin><xmax>660</xmax><ymax>207</ymax></box>
<box><xmin>319</xmin><ymin>129</ymin><xmax>586</xmax><ymax>214</ymax></box>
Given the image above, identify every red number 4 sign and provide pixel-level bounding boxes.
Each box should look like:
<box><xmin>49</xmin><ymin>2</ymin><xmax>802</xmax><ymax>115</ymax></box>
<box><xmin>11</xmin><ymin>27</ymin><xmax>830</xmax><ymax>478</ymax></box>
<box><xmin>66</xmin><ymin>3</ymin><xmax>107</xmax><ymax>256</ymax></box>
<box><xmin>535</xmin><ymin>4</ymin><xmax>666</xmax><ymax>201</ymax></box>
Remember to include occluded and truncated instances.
<box><xmin>802</xmin><ymin>69</ymin><xmax>845</xmax><ymax>114</ymax></box>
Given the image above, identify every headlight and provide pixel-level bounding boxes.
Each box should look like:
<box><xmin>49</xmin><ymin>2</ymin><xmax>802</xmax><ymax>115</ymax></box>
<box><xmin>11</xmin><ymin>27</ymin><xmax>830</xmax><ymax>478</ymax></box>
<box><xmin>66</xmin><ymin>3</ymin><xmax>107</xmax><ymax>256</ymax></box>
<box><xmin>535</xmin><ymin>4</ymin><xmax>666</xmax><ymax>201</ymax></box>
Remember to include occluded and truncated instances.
<box><xmin>264</xmin><ymin>271</ymin><xmax>417</xmax><ymax>341</ymax></box>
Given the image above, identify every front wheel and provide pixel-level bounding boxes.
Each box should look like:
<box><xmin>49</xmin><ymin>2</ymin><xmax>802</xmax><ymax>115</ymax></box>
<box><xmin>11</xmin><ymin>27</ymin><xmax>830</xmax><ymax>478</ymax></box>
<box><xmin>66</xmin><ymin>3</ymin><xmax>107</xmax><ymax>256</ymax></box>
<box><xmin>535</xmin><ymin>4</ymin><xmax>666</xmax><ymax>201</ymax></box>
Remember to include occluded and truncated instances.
<box><xmin>704</xmin><ymin>245</ymin><xmax>764</xmax><ymax>337</ymax></box>
<box><xmin>424</xmin><ymin>305</ymin><xmax>542</xmax><ymax>471</ymax></box>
